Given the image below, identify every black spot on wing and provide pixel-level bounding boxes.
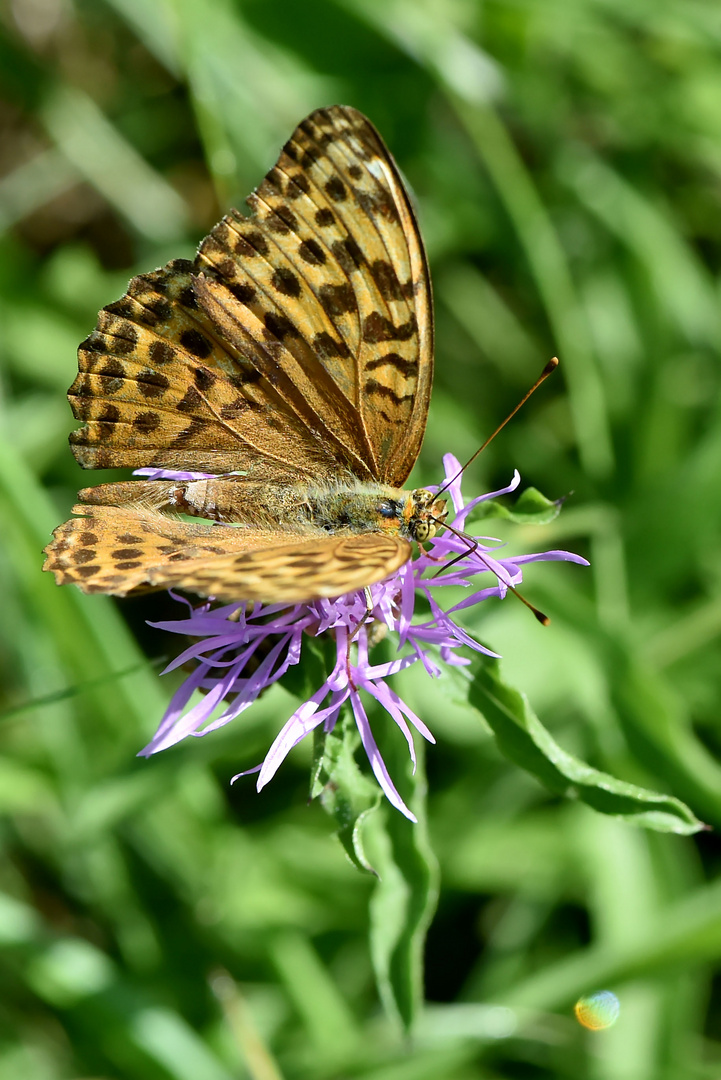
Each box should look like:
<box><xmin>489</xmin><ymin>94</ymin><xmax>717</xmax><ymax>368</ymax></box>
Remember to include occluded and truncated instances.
<box><xmin>264</xmin><ymin>206</ymin><xmax>298</xmax><ymax>234</ymax></box>
<box><xmin>102</xmin><ymin>320</ymin><xmax>139</xmax><ymax>355</ymax></box>
<box><xmin>179</xmin><ymin>286</ymin><xmax>198</xmax><ymax>309</ymax></box>
<box><xmin>325</xmin><ymin>176</ymin><xmax>347</xmax><ymax>202</ymax></box>
<box><xmin>235</xmin><ymin>230</ymin><xmax>269</xmax><ymax>257</ymax></box>
<box><xmin>76</xmin><ymin>564</ymin><xmax>100</xmax><ymax>579</ymax></box>
<box><xmin>228</xmin><ymin>282</ymin><xmax>257</xmax><ymax>304</ymax></box>
<box><xmin>370</xmin><ymin>259</ymin><xmax>403</xmax><ymax>301</ymax></box>
<box><xmin>363</xmin><ymin>312</ymin><xmax>417</xmax><ymax>343</ymax></box>
<box><xmin>180</xmin><ymin>328</ymin><xmax>213</xmax><ymax>359</ymax></box>
<box><xmin>365</xmin><ymin>352</ymin><xmax>418</xmax><ymax>378</ymax></box>
<box><xmin>137</xmin><ymin>370</ymin><xmax>171</xmax><ymax>399</ymax></box>
<box><xmin>229</xmin><ymin>368</ymin><xmax>262</xmax><ymax>388</ymax></box>
<box><xmin>299</xmin><ymin>239</ymin><xmax>326</xmax><ymax>266</ymax></box>
<box><xmin>97</xmin><ymin>359</ymin><xmax>126</xmax><ymax>393</ymax></box>
<box><xmin>113</xmin><ymin>547</ymin><xmax>143</xmax><ymax>560</ymax></box>
<box><xmin>79</xmin><ymin>333</ymin><xmax>108</xmax><ymax>355</ymax></box>
<box><xmin>319</xmin><ymin>283</ymin><xmax>355</xmax><ymax>317</ymax></box>
<box><xmin>365</xmin><ymin>380</ymin><xmax>414</xmax><ymax>406</ymax></box>
<box><xmin>313</xmin><ymin>332</ymin><xmax>351</xmax><ymax>361</ymax></box>
<box><xmin>194</xmin><ymin>366</ymin><xmax>216</xmax><ymax>391</ymax></box>
<box><xmin>177</xmin><ymin>386</ymin><xmax>202</xmax><ymax>413</ymax></box>
<box><xmin>149</xmin><ymin>341</ymin><xmax>176</xmax><ymax>365</ymax></box>
<box><xmin>104</xmin><ymin>298</ymin><xmax>134</xmax><ymax>319</ymax></box>
<box><xmin>330</xmin><ymin>239</ymin><xmax>364</xmax><ymax>275</ymax></box>
<box><xmin>271</xmin><ymin>267</ymin><xmax>302</xmax><ymax>298</ymax></box>
<box><xmin>73</xmin><ymin>548</ymin><xmax>96</xmax><ymax>564</ymax></box>
<box><xmin>133</xmin><ymin>411</ymin><xmax>161</xmax><ymax>433</ymax></box>
<box><xmin>264</xmin><ymin>312</ymin><xmax>297</xmax><ymax>341</ymax></box>
<box><xmin>288</xmin><ymin>172</ymin><xmax>310</xmax><ymax>196</ymax></box>
<box><xmin>140</xmin><ymin>298</ymin><xmax>173</xmax><ymax>324</ymax></box>
<box><xmin>300</xmin><ymin>148</ymin><xmax>321</xmax><ymax>170</ymax></box>
<box><xmin>173</xmin><ymin>418</ymin><xmax>207</xmax><ymax>446</ymax></box>
<box><xmin>217</xmin><ymin>257</ymin><xmax>237</xmax><ymax>279</ymax></box>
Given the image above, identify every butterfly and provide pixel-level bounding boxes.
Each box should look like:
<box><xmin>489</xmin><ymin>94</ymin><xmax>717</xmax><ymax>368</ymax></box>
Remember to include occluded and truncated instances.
<box><xmin>43</xmin><ymin>105</ymin><xmax>448</xmax><ymax>604</ymax></box>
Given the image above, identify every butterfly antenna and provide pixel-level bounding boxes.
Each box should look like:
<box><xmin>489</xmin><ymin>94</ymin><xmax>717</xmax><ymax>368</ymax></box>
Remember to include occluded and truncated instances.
<box><xmin>509</xmin><ymin>586</ymin><xmax>550</xmax><ymax>625</ymax></box>
<box><xmin>429</xmin><ymin>516</ymin><xmax>550</xmax><ymax>625</ymax></box>
<box><xmin>436</xmin><ymin>357</ymin><xmax>559</xmax><ymax>500</ymax></box>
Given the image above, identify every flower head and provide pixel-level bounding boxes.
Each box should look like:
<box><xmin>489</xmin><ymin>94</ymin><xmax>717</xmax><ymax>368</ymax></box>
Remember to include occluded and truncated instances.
<box><xmin>138</xmin><ymin>456</ymin><xmax>588</xmax><ymax>820</ymax></box>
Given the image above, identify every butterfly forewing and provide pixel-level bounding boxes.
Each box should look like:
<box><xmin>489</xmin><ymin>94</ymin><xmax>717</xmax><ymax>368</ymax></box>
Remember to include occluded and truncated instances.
<box><xmin>68</xmin><ymin>106</ymin><xmax>431</xmax><ymax>485</ymax></box>
<box><xmin>196</xmin><ymin>106</ymin><xmax>432</xmax><ymax>486</ymax></box>
<box><xmin>70</xmin><ymin>261</ymin><xmax>346</xmax><ymax>480</ymax></box>
<box><xmin>197</xmin><ymin>105</ymin><xmax>431</xmax><ymax>486</ymax></box>
<box><xmin>302</xmin><ymin>107</ymin><xmax>432</xmax><ymax>484</ymax></box>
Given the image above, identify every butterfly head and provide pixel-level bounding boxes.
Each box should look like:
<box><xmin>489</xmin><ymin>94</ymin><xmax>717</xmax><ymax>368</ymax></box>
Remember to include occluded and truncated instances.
<box><xmin>406</xmin><ymin>488</ymin><xmax>448</xmax><ymax>544</ymax></box>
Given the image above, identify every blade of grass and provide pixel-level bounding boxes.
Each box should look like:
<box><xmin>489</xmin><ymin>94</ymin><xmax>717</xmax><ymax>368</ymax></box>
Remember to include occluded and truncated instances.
<box><xmin>41</xmin><ymin>84</ymin><xmax>189</xmax><ymax>241</ymax></box>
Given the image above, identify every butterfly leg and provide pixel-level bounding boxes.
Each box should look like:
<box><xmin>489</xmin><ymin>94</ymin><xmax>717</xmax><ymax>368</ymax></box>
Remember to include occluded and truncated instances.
<box><xmin>359</xmin><ymin>588</ymin><xmax>389</xmax><ymax>647</ymax></box>
<box><xmin>347</xmin><ymin>586</ymin><xmax>375</xmax><ymax>647</ymax></box>
<box><xmin>419</xmin><ymin>541</ymin><xmax>444</xmax><ymax>563</ymax></box>
<box><xmin>432</xmin><ymin>534</ymin><xmax>479</xmax><ymax>578</ymax></box>
<box><xmin>363</xmin><ymin>585</ymin><xmax>374</xmax><ymax>618</ymax></box>
<box><xmin>345</xmin><ymin>593</ymin><xmax>388</xmax><ymax>687</ymax></box>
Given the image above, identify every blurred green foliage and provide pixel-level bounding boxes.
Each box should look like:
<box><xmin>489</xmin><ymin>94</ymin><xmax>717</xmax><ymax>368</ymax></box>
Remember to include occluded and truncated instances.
<box><xmin>2</xmin><ymin>0</ymin><xmax>721</xmax><ymax>1076</ymax></box>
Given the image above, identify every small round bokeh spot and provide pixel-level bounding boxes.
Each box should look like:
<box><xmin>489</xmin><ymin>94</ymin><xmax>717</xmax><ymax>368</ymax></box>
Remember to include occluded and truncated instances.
<box><xmin>574</xmin><ymin>991</ymin><xmax>620</xmax><ymax>1031</ymax></box>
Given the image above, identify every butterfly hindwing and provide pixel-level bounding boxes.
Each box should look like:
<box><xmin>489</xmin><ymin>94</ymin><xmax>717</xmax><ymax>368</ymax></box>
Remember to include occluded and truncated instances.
<box><xmin>44</xmin><ymin>504</ymin><xmax>411</xmax><ymax>603</ymax></box>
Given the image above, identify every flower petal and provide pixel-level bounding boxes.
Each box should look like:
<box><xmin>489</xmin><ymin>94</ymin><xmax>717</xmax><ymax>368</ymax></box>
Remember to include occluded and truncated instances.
<box><xmin>257</xmin><ymin>685</ymin><xmax>346</xmax><ymax>790</ymax></box>
<box><xmin>350</xmin><ymin>689</ymin><xmax>416</xmax><ymax>822</ymax></box>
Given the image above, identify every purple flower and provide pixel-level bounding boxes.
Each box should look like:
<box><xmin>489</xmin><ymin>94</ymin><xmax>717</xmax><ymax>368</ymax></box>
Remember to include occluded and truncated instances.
<box><xmin>138</xmin><ymin>455</ymin><xmax>588</xmax><ymax>820</ymax></box>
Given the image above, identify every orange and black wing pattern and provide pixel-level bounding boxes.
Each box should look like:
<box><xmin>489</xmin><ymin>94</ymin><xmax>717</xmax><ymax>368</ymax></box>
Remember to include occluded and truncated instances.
<box><xmin>45</xmin><ymin>503</ymin><xmax>411</xmax><ymax>603</ymax></box>
<box><xmin>68</xmin><ymin>106</ymin><xmax>432</xmax><ymax>485</ymax></box>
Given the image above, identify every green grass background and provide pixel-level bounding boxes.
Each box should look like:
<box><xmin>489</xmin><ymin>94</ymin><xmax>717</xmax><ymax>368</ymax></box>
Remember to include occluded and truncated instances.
<box><xmin>2</xmin><ymin>1</ymin><xmax>721</xmax><ymax>1077</ymax></box>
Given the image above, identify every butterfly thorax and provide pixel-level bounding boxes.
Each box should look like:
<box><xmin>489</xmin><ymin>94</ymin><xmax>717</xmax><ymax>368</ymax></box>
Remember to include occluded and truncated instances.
<box><xmin>300</xmin><ymin>483</ymin><xmax>448</xmax><ymax>543</ymax></box>
<box><xmin>172</xmin><ymin>478</ymin><xmax>447</xmax><ymax>543</ymax></box>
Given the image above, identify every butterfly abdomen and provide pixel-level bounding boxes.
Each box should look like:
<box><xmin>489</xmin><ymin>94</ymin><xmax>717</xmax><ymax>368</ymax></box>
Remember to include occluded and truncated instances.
<box><xmin>177</xmin><ymin>477</ymin><xmax>412</xmax><ymax>536</ymax></box>
<box><xmin>75</xmin><ymin>475</ymin><xmax>446</xmax><ymax>549</ymax></box>
<box><xmin>303</xmin><ymin>484</ymin><xmax>447</xmax><ymax>542</ymax></box>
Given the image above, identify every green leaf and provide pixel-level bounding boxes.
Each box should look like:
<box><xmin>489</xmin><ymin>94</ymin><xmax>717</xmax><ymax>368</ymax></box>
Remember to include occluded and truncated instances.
<box><xmin>468</xmin><ymin>657</ymin><xmax>704</xmax><ymax>835</ymax></box>
<box><xmin>363</xmin><ymin>704</ymin><xmax>439</xmax><ymax>1033</ymax></box>
<box><xmin>467</xmin><ymin>486</ymin><xmax>564</xmax><ymax>526</ymax></box>
<box><xmin>311</xmin><ymin>689</ymin><xmax>439</xmax><ymax>1031</ymax></box>
<box><xmin>310</xmin><ymin>711</ymin><xmax>381</xmax><ymax>875</ymax></box>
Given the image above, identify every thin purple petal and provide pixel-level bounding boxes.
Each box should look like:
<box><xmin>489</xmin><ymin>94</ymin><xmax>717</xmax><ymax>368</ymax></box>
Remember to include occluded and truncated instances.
<box><xmin>350</xmin><ymin>689</ymin><xmax>416</xmax><ymax>822</ymax></box>
<box><xmin>133</xmin><ymin>467</ymin><xmax>219</xmax><ymax>481</ymax></box>
<box><xmin>257</xmin><ymin>686</ymin><xmax>347</xmax><ymax>789</ymax></box>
